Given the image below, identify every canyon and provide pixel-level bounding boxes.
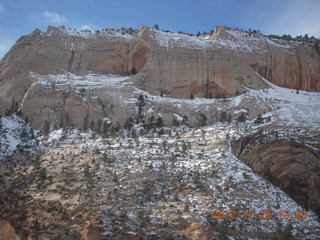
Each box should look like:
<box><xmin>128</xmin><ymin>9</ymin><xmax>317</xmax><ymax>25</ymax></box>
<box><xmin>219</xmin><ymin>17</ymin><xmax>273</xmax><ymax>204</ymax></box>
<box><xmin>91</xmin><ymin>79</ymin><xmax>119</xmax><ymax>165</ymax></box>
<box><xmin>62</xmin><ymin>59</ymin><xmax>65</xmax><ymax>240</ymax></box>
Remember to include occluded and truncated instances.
<box><xmin>0</xmin><ymin>25</ymin><xmax>320</xmax><ymax>240</ymax></box>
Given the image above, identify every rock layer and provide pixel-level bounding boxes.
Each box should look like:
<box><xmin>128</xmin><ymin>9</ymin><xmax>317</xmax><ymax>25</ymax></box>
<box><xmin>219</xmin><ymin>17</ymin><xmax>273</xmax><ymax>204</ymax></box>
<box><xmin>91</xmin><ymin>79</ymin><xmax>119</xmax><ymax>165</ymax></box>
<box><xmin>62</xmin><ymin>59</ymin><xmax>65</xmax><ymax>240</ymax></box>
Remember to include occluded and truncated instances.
<box><xmin>0</xmin><ymin>25</ymin><xmax>319</xmax><ymax>130</ymax></box>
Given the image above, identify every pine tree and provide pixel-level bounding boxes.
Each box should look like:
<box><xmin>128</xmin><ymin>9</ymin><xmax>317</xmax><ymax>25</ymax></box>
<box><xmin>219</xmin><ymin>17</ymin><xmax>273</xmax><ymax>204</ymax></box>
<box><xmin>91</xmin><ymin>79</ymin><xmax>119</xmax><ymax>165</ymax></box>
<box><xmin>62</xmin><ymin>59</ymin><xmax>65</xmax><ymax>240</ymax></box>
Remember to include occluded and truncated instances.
<box><xmin>131</xmin><ymin>66</ymin><xmax>137</xmax><ymax>74</ymax></box>
<box><xmin>82</xmin><ymin>115</ymin><xmax>88</xmax><ymax>131</ymax></box>
<box><xmin>90</xmin><ymin>120</ymin><xmax>95</xmax><ymax>130</ymax></box>
<box><xmin>173</xmin><ymin>118</ymin><xmax>180</xmax><ymax>127</ymax></box>
<box><xmin>43</xmin><ymin>120</ymin><xmax>50</xmax><ymax>134</ymax></box>
<box><xmin>156</xmin><ymin>117</ymin><xmax>163</xmax><ymax>128</ymax></box>
<box><xmin>136</xmin><ymin>95</ymin><xmax>145</xmax><ymax>121</ymax></box>
<box><xmin>220</xmin><ymin>111</ymin><xmax>227</xmax><ymax>122</ymax></box>
<box><xmin>227</xmin><ymin>113</ymin><xmax>232</xmax><ymax>122</ymax></box>
<box><xmin>182</xmin><ymin>115</ymin><xmax>188</xmax><ymax>125</ymax></box>
<box><xmin>280</xmin><ymin>223</ymin><xmax>294</xmax><ymax>239</ymax></box>
<box><xmin>124</xmin><ymin>117</ymin><xmax>134</xmax><ymax>130</ymax></box>
<box><xmin>254</xmin><ymin>114</ymin><xmax>264</xmax><ymax>124</ymax></box>
<box><xmin>199</xmin><ymin>113</ymin><xmax>207</xmax><ymax>126</ymax></box>
<box><xmin>147</xmin><ymin>115</ymin><xmax>156</xmax><ymax>130</ymax></box>
<box><xmin>237</xmin><ymin>112</ymin><xmax>246</xmax><ymax>122</ymax></box>
<box><xmin>96</xmin><ymin>119</ymin><xmax>102</xmax><ymax>133</ymax></box>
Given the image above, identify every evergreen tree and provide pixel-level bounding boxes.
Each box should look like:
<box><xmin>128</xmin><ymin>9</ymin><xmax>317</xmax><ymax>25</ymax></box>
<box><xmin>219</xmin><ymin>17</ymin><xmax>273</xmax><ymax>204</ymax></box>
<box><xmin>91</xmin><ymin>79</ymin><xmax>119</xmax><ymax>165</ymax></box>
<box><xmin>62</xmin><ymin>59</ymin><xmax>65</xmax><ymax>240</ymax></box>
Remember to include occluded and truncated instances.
<box><xmin>156</xmin><ymin>117</ymin><xmax>163</xmax><ymax>128</ymax></box>
<box><xmin>90</xmin><ymin>120</ymin><xmax>95</xmax><ymax>130</ymax></box>
<box><xmin>131</xmin><ymin>128</ymin><xmax>137</xmax><ymax>138</ymax></box>
<box><xmin>136</xmin><ymin>94</ymin><xmax>146</xmax><ymax>121</ymax></box>
<box><xmin>199</xmin><ymin>113</ymin><xmax>207</xmax><ymax>126</ymax></box>
<box><xmin>254</xmin><ymin>114</ymin><xmax>264</xmax><ymax>124</ymax></box>
<box><xmin>182</xmin><ymin>115</ymin><xmax>188</xmax><ymax>125</ymax></box>
<box><xmin>280</xmin><ymin>223</ymin><xmax>294</xmax><ymax>239</ymax></box>
<box><xmin>111</xmin><ymin>122</ymin><xmax>120</xmax><ymax>136</ymax></box>
<box><xmin>153</xmin><ymin>24</ymin><xmax>159</xmax><ymax>30</ymax></box>
<box><xmin>124</xmin><ymin>117</ymin><xmax>134</xmax><ymax>130</ymax></box>
<box><xmin>147</xmin><ymin>115</ymin><xmax>156</xmax><ymax>130</ymax></box>
<box><xmin>173</xmin><ymin>118</ymin><xmax>180</xmax><ymax>127</ymax></box>
<box><xmin>220</xmin><ymin>111</ymin><xmax>227</xmax><ymax>122</ymax></box>
<box><xmin>237</xmin><ymin>112</ymin><xmax>246</xmax><ymax>122</ymax></box>
<box><xmin>43</xmin><ymin>120</ymin><xmax>51</xmax><ymax>134</ymax></box>
<box><xmin>227</xmin><ymin>113</ymin><xmax>232</xmax><ymax>122</ymax></box>
<box><xmin>96</xmin><ymin>119</ymin><xmax>102</xmax><ymax>133</ymax></box>
<box><xmin>82</xmin><ymin>115</ymin><xmax>88</xmax><ymax>131</ymax></box>
<box><xmin>131</xmin><ymin>66</ymin><xmax>137</xmax><ymax>74</ymax></box>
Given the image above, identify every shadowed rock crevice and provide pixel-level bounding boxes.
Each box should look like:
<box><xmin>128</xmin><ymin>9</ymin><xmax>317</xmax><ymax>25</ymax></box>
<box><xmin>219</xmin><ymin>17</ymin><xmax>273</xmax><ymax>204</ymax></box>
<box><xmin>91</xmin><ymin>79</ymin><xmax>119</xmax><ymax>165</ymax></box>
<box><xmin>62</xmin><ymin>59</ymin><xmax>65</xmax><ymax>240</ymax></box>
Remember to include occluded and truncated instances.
<box><xmin>233</xmin><ymin>137</ymin><xmax>320</xmax><ymax>215</ymax></box>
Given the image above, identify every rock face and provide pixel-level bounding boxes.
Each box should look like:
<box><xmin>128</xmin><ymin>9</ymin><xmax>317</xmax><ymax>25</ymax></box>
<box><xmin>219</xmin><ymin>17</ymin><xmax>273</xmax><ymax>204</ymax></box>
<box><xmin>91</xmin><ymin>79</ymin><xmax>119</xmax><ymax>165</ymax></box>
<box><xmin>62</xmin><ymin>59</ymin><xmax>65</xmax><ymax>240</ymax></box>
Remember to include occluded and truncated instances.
<box><xmin>133</xmin><ymin>26</ymin><xmax>320</xmax><ymax>98</ymax></box>
<box><xmin>233</xmin><ymin>137</ymin><xmax>320</xmax><ymax>215</ymax></box>
<box><xmin>0</xmin><ymin>221</ymin><xmax>20</xmax><ymax>240</ymax></box>
<box><xmin>0</xmin><ymin>25</ymin><xmax>319</xmax><ymax>130</ymax></box>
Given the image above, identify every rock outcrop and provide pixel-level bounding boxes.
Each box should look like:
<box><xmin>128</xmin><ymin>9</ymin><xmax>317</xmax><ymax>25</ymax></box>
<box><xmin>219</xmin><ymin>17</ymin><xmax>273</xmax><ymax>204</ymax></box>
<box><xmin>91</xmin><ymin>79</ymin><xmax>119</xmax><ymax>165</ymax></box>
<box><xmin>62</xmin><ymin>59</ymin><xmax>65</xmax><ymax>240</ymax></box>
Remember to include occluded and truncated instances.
<box><xmin>0</xmin><ymin>221</ymin><xmax>20</xmax><ymax>240</ymax></box>
<box><xmin>0</xmin><ymin>25</ymin><xmax>319</xmax><ymax>130</ymax></box>
<box><xmin>233</xmin><ymin>136</ymin><xmax>320</xmax><ymax>215</ymax></box>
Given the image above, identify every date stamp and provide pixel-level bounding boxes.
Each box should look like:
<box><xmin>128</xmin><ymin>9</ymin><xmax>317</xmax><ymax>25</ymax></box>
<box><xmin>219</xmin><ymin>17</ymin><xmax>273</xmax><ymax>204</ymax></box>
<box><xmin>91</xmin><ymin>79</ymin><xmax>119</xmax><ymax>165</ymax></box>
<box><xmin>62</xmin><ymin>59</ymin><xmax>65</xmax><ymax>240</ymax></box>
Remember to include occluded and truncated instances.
<box><xmin>209</xmin><ymin>210</ymin><xmax>308</xmax><ymax>220</ymax></box>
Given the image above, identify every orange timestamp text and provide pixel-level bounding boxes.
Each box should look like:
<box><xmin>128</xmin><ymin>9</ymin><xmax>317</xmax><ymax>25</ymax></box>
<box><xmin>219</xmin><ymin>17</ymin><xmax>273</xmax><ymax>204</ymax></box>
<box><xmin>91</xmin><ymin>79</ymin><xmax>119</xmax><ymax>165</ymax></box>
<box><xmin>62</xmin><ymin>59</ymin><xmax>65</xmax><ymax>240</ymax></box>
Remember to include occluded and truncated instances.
<box><xmin>209</xmin><ymin>210</ymin><xmax>308</xmax><ymax>220</ymax></box>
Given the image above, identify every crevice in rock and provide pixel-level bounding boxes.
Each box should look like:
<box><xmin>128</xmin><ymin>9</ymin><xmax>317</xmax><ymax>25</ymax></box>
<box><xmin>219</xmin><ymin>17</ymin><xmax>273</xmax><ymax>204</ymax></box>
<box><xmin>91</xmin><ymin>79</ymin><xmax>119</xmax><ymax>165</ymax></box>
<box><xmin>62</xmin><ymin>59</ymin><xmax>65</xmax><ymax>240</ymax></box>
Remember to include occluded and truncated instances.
<box><xmin>232</xmin><ymin>135</ymin><xmax>320</xmax><ymax>216</ymax></box>
<box><xmin>67</xmin><ymin>50</ymin><xmax>75</xmax><ymax>72</ymax></box>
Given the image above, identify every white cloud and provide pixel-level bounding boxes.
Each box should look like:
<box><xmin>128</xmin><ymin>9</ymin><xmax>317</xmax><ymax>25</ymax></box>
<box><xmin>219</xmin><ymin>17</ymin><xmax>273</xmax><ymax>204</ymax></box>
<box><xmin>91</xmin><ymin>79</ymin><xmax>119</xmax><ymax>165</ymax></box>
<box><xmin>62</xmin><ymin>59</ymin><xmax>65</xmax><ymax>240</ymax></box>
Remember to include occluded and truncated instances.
<box><xmin>265</xmin><ymin>0</ymin><xmax>320</xmax><ymax>37</ymax></box>
<box><xmin>43</xmin><ymin>11</ymin><xmax>66</xmax><ymax>24</ymax></box>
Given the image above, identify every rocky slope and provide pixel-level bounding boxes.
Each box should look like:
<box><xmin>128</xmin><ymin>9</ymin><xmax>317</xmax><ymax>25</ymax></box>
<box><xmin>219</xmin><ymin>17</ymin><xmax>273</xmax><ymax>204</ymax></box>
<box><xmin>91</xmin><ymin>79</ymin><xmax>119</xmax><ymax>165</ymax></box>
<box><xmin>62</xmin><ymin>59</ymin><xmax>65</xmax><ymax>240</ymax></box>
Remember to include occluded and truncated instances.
<box><xmin>1</xmin><ymin>119</ymin><xmax>320</xmax><ymax>240</ymax></box>
<box><xmin>0</xmin><ymin>79</ymin><xmax>320</xmax><ymax>239</ymax></box>
<box><xmin>0</xmin><ymin>25</ymin><xmax>319</xmax><ymax>131</ymax></box>
<box><xmin>0</xmin><ymin>25</ymin><xmax>320</xmax><ymax>240</ymax></box>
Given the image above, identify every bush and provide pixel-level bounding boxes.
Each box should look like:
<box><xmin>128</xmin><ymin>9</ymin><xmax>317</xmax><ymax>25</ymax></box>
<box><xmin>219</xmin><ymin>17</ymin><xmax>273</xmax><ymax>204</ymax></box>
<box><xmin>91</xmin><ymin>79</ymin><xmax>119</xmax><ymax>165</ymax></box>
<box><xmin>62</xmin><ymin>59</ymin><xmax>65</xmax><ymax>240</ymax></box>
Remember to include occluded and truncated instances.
<box><xmin>254</xmin><ymin>114</ymin><xmax>264</xmax><ymax>124</ymax></box>
<box><xmin>237</xmin><ymin>112</ymin><xmax>246</xmax><ymax>122</ymax></box>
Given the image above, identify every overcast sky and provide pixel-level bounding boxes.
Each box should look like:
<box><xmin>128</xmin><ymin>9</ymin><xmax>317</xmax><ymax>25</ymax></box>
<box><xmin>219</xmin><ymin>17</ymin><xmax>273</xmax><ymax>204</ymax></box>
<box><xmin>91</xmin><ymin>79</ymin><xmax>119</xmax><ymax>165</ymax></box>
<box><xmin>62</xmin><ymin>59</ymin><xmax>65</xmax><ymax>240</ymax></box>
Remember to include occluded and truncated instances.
<box><xmin>0</xmin><ymin>0</ymin><xmax>319</xmax><ymax>59</ymax></box>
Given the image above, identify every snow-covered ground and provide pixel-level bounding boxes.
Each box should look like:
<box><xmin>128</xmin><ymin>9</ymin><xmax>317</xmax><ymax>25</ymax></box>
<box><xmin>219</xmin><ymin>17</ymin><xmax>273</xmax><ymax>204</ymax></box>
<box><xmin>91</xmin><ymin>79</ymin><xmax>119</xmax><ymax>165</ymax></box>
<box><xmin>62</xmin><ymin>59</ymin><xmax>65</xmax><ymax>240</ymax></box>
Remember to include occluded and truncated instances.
<box><xmin>0</xmin><ymin>115</ymin><xmax>37</xmax><ymax>160</ymax></box>
<box><xmin>149</xmin><ymin>28</ymin><xmax>294</xmax><ymax>51</ymax></box>
<box><xmin>44</xmin><ymin>27</ymin><xmax>135</xmax><ymax>42</ymax></box>
<box><xmin>28</xmin><ymin>123</ymin><xmax>320</xmax><ymax>239</ymax></box>
<box><xmin>30</xmin><ymin>72</ymin><xmax>130</xmax><ymax>92</ymax></box>
<box><xmin>30</xmin><ymin>69</ymin><xmax>320</xmax><ymax>132</ymax></box>
<box><xmin>0</xmin><ymin>101</ymin><xmax>319</xmax><ymax>239</ymax></box>
<box><xmin>229</xmin><ymin>76</ymin><xmax>320</xmax><ymax>129</ymax></box>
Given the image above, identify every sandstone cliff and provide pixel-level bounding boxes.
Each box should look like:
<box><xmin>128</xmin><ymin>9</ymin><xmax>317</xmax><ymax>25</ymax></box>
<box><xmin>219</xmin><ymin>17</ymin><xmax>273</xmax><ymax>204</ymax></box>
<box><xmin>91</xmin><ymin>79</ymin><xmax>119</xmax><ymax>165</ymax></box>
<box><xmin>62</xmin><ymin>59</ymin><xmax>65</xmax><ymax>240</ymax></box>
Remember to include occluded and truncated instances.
<box><xmin>0</xmin><ymin>25</ymin><xmax>319</xmax><ymax>130</ymax></box>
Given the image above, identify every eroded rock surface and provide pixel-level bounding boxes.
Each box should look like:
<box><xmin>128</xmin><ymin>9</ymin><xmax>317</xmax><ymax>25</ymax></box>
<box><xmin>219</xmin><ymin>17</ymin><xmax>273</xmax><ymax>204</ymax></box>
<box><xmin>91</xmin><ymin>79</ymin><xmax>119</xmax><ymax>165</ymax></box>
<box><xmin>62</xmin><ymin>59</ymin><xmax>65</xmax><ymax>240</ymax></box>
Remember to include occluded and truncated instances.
<box><xmin>0</xmin><ymin>26</ymin><xmax>319</xmax><ymax>130</ymax></box>
<box><xmin>233</xmin><ymin>132</ymin><xmax>320</xmax><ymax>215</ymax></box>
